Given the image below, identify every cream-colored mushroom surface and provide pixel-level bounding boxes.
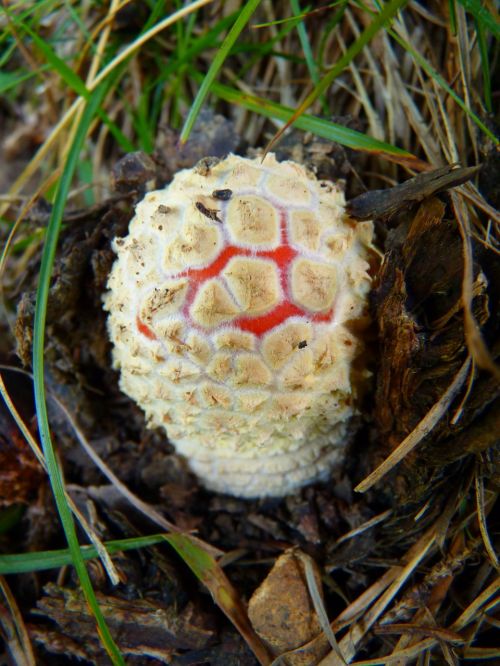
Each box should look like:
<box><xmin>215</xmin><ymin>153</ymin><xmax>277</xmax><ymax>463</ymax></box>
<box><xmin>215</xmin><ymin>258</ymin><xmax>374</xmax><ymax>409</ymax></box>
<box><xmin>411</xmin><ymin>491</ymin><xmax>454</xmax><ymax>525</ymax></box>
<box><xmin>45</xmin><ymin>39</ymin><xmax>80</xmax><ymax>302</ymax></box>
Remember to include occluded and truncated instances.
<box><xmin>104</xmin><ymin>153</ymin><xmax>374</xmax><ymax>497</ymax></box>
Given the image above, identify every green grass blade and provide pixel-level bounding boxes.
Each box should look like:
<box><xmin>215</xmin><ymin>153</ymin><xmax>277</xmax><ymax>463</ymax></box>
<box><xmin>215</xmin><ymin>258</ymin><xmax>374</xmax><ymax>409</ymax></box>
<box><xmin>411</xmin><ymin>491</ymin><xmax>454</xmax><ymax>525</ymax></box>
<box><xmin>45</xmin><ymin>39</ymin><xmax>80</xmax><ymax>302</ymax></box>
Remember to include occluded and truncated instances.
<box><xmin>179</xmin><ymin>0</ymin><xmax>263</xmax><ymax>144</ymax></box>
<box><xmin>0</xmin><ymin>0</ymin><xmax>56</xmax><ymax>28</ymax></box>
<box><xmin>368</xmin><ymin>0</ymin><xmax>497</xmax><ymax>143</ymax></box>
<box><xmin>290</xmin><ymin>0</ymin><xmax>328</xmax><ymax>113</ymax></box>
<box><xmin>165</xmin><ymin>533</ymin><xmax>271</xmax><ymax>665</ymax></box>
<box><xmin>20</xmin><ymin>22</ymin><xmax>89</xmax><ymax>97</ymax></box>
<box><xmin>318</xmin><ymin>2</ymin><xmax>348</xmax><ymax>70</ymax></box>
<box><xmin>204</xmin><ymin>78</ymin><xmax>424</xmax><ymax>168</ymax></box>
<box><xmin>448</xmin><ymin>0</ymin><xmax>458</xmax><ymax>35</ymax></box>
<box><xmin>237</xmin><ymin>13</ymin><xmax>304</xmax><ymax>79</ymax></box>
<box><xmin>385</xmin><ymin>23</ymin><xmax>498</xmax><ymax>145</ymax></box>
<box><xmin>267</xmin><ymin>0</ymin><xmax>409</xmax><ymax>151</ymax></box>
<box><xmin>252</xmin><ymin>1</ymin><xmax>345</xmax><ymax>29</ymax></box>
<box><xmin>0</xmin><ymin>535</ymin><xmax>167</xmax><ymax>575</ymax></box>
<box><xmin>32</xmin><ymin>82</ymin><xmax>125</xmax><ymax>666</ymax></box>
<box><xmin>457</xmin><ymin>0</ymin><xmax>500</xmax><ymax>38</ymax></box>
<box><xmin>17</xmin><ymin>20</ymin><xmax>134</xmax><ymax>152</ymax></box>
<box><xmin>475</xmin><ymin>19</ymin><xmax>493</xmax><ymax>112</ymax></box>
<box><xmin>0</xmin><ymin>66</ymin><xmax>50</xmax><ymax>94</ymax></box>
<box><xmin>146</xmin><ymin>10</ymin><xmax>235</xmax><ymax>91</ymax></box>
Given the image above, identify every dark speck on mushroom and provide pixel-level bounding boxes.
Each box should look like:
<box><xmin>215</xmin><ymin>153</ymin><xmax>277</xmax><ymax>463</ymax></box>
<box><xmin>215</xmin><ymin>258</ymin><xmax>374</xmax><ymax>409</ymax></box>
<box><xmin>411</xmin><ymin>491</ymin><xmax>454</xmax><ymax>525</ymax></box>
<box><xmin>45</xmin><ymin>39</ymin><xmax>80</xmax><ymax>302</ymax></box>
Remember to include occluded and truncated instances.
<box><xmin>212</xmin><ymin>189</ymin><xmax>233</xmax><ymax>201</ymax></box>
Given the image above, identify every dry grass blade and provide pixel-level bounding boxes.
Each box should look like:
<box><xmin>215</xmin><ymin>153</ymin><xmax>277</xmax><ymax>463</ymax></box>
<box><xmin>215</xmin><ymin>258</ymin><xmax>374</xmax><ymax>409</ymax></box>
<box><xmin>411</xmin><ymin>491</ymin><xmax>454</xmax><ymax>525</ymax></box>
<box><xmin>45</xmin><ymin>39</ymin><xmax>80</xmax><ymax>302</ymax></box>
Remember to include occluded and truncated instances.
<box><xmin>166</xmin><ymin>533</ymin><xmax>272</xmax><ymax>665</ymax></box>
<box><xmin>334</xmin><ymin>510</ymin><xmax>393</xmax><ymax>546</ymax></box>
<box><xmin>462</xmin><ymin>647</ymin><xmax>500</xmax><ymax>660</ymax></box>
<box><xmin>474</xmin><ymin>467</ymin><xmax>499</xmax><ymax>571</ymax></box>
<box><xmin>384</xmin><ymin>527</ymin><xmax>470</xmax><ymax>658</ymax></box>
<box><xmin>52</xmin><ymin>394</ymin><xmax>177</xmax><ymax>533</ymax></box>
<box><xmin>297</xmin><ymin>551</ymin><xmax>346</xmax><ymax>664</ymax></box>
<box><xmin>292</xmin><ymin>569</ymin><xmax>401</xmax><ymax>665</ymax></box>
<box><xmin>0</xmin><ymin>371</ymin><xmax>49</xmax><ymax>471</ymax></box>
<box><xmin>0</xmin><ymin>576</ymin><xmax>36</xmax><ymax>666</ymax></box>
<box><xmin>0</xmin><ymin>170</ymin><xmax>61</xmax><ymax>327</ymax></box>
<box><xmin>0</xmin><ymin>370</ymin><xmax>121</xmax><ymax>586</ymax></box>
<box><xmin>49</xmin><ymin>386</ymin><xmax>222</xmax><ymax>557</ymax></box>
<box><xmin>389</xmin><ymin>5</ymin><xmax>497</xmax><ymax>148</ymax></box>
<box><xmin>319</xmin><ymin>528</ymin><xmax>437</xmax><ymax>665</ymax></box>
<box><xmin>383</xmin><ymin>55</ymin><xmax>442</xmax><ymax>163</ymax></box>
<box><xmin>451</xmin><ymin>192</ymin><xmax>500</xmax><ymax>380</ymax></box>
<box><xmin>341</xmin><ymin>638</ymin><xmax>436</xmax><ymax>665</ymax></box>
<box><xmin>264</xmin><ymin>0</ymin><xmax>409</xmax><ymax>155</ymax></box>
<box><xmin>342</xmin><ymin>9</ymin><xmax>385</xmax><ymax>142</ymax></box>
<box><xmin>461</xmin><ymin>183</ymin><xmax>500</xmax><ymax>226</ymax></box>
<box><xmin>332</xmin><ymin>569</ymin><xmax>401</xmax><ymax>632</ymax></box>
<box><xmin>455</xmin><ymin>3</ymin><xmax>479</xmax><ymax>164</ymax></box>
<box><xmin>355</xmin><ymin>356</ymin><xmax>472</xmax><ymax>493</ymax></box>
<box><xmin>451</xmin><ymin>575</ymin><xmax>500</xmax><ymax>631</ymax></box>
<box><xmin>0</xmin><ymin>0</ymin><xmax>213</xmax><ymax>219</ymax></box>
<box><xmin>374</xmin><ymin>623</ymin><xmax>465</xmax><ymax>644</ymax></box>
<box><xmin>65</xmin><ymin>0</ymin><xmax>122</xmax><ymax>152</ymax></box>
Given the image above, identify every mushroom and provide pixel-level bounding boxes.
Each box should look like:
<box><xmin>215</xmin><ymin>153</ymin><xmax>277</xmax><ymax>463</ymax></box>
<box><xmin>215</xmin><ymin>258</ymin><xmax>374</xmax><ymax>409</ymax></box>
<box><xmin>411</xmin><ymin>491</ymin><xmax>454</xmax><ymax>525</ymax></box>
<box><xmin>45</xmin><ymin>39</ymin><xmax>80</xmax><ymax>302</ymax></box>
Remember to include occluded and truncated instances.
<box><xmin>104</xmin><ymin>154</ymin><xmax>374</xmax><ymax>497</ymax></box>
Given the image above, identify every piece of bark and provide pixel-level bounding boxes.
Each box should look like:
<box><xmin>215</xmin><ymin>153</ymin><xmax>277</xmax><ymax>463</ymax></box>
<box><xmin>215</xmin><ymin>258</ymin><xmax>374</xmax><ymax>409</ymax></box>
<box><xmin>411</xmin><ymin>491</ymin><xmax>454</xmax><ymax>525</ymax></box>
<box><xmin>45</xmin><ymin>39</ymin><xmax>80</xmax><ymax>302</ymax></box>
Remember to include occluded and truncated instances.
<box><xmin>32</xmin><ymin>583</ymin><xmax>214</xmax><ymax>664</ymax></box>
<box><xmin>373</xmin><ymin>195</ymin><xmax>499</xmax><ymax>501</ymax></box>
<box><xmin>347</xmin><ymin>164</ymin><xmax>480</xmax><ymax>221</ymax></box>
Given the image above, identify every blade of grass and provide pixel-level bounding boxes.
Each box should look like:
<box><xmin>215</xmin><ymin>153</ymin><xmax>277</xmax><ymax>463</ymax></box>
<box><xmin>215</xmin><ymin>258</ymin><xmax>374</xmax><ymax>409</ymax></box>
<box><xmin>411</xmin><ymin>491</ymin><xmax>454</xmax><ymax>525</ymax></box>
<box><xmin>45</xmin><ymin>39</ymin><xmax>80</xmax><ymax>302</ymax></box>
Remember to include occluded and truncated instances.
<box><xmin>265</xmin><ymin>0</ymin><xmax>409</xmax><ymax>154</ymax></box>
<box><xmin>457</xmin><ymin>0</ymin><xmax>500</xmax><ymax>38</ymax></box>
<box><xmin>290</xmin><ymin>0</ymin><xmax>328</xmax><ymax>114</ymax></box>
<box><xmin>179</xmin><ymin>0</ymin><xmax>263</xmax><ymax>144</ymax></box>
<box><xmin>296</xmin><ymin>551</ymin><xmax>346</xmax><ymax>663</ymax></box>
<box><xmin>144</xmin><ymin>7</ymin><xmax>236</xmax><ymax>130</ymax></box>
<box><xmin>0</xmin><ymin>66</ymin><xmax>50</xmax><ymax>94</ymax></box>
<box><xmin>0</xmin><ymin>368</ymin><xmax>122</xmax><ymax>587</ymax></box>
<box><xmin>369</xmin><ymin>0</ymin><xmax>498</xmax><ymax>145</ymax></box>
<box><xmin>449</xmin><ymin>0</ymin><xmax>458</xmax><ymax>35</ymax></box>
<box><xmin>0</xmin><ymin>576</ymin><xmax>36</xmax><ymax>666</ymax></box>
<box><xmin>355</xmin><ymin>357</ymin><xmax>472</xmax><ymax>494</ymax></box>
<box><xmin>17</xmin><ymin>20</ymin><xmax>134</xmax><ymax>152</ymax></box>
<box><xmin>238</xmin><ymin>12</ymin><xmax>304</xmax><ymax>80</ymax></box>
<box><xmin>203</xmin><ymin>77</ymin><xmax>427</xmax><ymax>169</ymax></box>
<box><xmin>475</xmin><ymin>19</ymin><xmax>493</xmax><ymax>112</ymax></box>
<box><xmin>389</xmin><ymin>29</ymin><xmax>498</xmax><ymax>146</ymax></box>
<box><xmin>32</xmin><ymin>81</ymin><xmax>125</xmax><ymax>666</ymax></box>
<box><xmin>318</xmin><ymin>2</ymin><xmax>349</xmax><ymax>70</ymax></box>
<box><xmin>0</xmin><ymin>535</ymin><xmax>168</xmax><ymax>575</ymax></box>
<box><xmin>166</xmin><ymin>533</ymin><xmax>272</xmax><ymax>665</ymax></box>
<box><xmin>0</xmin><ymin>0</ymin><xmax>214</xmax><ymax>220</ymax></box>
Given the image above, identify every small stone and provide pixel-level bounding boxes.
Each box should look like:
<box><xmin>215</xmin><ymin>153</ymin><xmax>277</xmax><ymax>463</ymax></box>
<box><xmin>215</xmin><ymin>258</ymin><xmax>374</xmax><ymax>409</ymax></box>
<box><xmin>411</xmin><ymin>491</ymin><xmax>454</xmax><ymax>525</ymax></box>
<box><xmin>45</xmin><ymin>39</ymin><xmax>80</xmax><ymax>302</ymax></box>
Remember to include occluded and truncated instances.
<box><xmin>248</xmin><ymin>550</ymin><xmax>325</xmax><ymax>665</ymax></box>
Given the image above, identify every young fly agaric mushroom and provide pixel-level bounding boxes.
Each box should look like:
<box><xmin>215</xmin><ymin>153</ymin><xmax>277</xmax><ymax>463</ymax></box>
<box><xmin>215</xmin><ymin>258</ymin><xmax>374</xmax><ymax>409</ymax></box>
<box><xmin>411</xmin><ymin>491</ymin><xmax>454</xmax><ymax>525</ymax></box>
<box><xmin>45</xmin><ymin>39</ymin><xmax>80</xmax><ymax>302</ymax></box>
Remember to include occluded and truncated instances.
<box><xmin>104</xmin><ymin>154</ymin><xmax>374</xmax><ymax>497</ymax></box>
